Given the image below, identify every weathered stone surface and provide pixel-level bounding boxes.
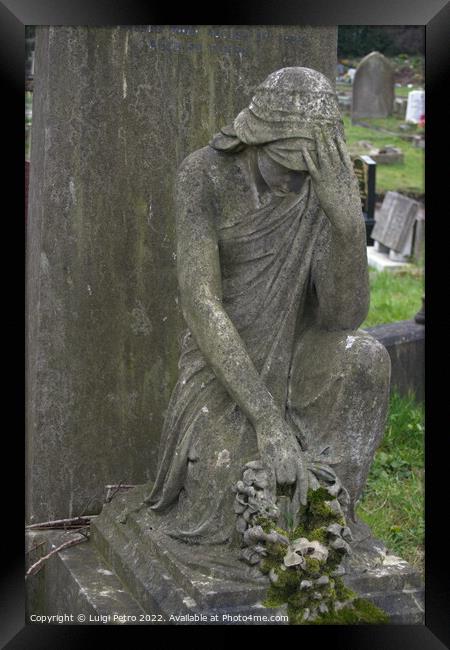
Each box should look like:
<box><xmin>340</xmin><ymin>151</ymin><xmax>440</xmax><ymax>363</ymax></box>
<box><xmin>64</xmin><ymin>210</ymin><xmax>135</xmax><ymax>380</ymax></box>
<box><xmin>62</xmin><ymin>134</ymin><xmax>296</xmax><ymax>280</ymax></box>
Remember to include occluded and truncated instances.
<box><xmin>26</xmin><ymin>490</ymin><xmax>423</xmax><ymax>624</ymax></box>
<box><xmin>26</xmin><ymin>485</ymin><xmax>424</xmax><ymax>624</ymax></box>
<box><xmin>352</xmin><ymin>51</ymin><xmax>394</xmax><ymax>120</ymax></box>
<box><xmin>26</xmin><ymin>26</ymin><xmax>337</xmax><ymax>522</ymax></box>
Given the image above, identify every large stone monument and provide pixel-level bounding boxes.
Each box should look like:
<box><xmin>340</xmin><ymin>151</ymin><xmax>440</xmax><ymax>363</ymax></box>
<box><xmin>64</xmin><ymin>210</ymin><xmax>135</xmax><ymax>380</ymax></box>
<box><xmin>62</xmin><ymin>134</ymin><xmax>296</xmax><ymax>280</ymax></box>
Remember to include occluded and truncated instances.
<box><xmin>351</xmin><ymin>51</ymin><xmax>394</xmax><ymax>122</ymax></box>
<box><xmin>26</xmin><ymin>26</ymin><xmax>337</xmax><ymax>523</ymax></box>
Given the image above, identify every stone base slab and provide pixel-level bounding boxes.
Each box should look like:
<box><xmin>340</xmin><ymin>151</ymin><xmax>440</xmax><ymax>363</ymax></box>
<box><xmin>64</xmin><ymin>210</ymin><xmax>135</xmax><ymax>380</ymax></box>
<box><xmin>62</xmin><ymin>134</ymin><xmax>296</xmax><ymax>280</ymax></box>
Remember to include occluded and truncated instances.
<box><xmin>26</xmin><ymin>485</ymin><xmax>424</xmax><ymax>625</ymax></box>
<box><xmin>367</xmin><ymin>246</ymin><xmax>413</xmax><ymax>271</ymax></box>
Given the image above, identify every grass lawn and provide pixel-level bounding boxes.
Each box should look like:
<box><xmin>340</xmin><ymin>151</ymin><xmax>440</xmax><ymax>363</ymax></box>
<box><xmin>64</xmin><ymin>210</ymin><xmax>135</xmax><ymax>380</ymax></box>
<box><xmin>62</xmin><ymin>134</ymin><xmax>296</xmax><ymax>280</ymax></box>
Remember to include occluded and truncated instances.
<box><xmin>342</xmin><ymin>115</ymin><xmax>424</xmax><ymax>196</ymax></box>
<box><xmin>394</xmin><ymin>85</ymin><xmax>423</xmax><ymax>97</ymax></box>
<box><xmin>362</xmin><ymin>267</ymin><xmax>424</xmax><ymax>329</ymax></box>
<box><xmin>357</xmin><ymin>392</ymin><xmax>424</xmax><ymax>570</ymax></box>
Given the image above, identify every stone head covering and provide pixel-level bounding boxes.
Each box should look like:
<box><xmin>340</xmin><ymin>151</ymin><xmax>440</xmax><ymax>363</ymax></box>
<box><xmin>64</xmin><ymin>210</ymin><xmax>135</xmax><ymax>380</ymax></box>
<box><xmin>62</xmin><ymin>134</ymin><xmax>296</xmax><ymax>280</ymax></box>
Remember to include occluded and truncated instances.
<box><xmin>210</xmin><ymin>67</ymin><xmax>345</xmax><ymax>170</ymax></box>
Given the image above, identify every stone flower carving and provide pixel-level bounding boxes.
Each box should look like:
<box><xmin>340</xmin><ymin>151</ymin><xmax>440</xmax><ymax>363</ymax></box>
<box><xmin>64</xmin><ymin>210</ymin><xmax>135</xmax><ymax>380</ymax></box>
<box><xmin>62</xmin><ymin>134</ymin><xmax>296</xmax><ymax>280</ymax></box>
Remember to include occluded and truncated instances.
<box><xmin>283</xmin><ymin>538</ymin><xmax>329</xmax><ymax>568</ymax></box>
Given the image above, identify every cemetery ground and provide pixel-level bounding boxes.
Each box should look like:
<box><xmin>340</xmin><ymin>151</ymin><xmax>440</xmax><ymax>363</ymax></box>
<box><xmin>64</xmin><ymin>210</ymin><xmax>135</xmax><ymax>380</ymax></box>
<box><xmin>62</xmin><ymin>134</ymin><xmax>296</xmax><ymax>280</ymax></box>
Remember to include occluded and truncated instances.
<box><xmin>357</xmin><ymin>391</ymin><xmax>424</xmax><ymax>571</ymax></box>
<box><xmin>338</xmin><ymin>53</ymin><xmax>424</xmax><ymax>199</ymax></box>
<box><xmin>358</xmin><ymin>265</ymin><xmax>424</xmax><ymax>572</ymax></box>
<box><xmin>362</xmin><ymin>265</ymin><xmax>424</xmax><ymax>328</ymax></box>
<box><xmin>342</xmin><ymin>114</ymin><xmax>424</xmax><ymax>199</ymax></box>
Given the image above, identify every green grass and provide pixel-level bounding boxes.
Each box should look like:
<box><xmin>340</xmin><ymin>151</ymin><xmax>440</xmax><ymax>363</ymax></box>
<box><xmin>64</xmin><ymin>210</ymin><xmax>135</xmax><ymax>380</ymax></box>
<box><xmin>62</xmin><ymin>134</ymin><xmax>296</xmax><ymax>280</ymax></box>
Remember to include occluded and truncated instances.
<box><xmin>342</xmin><ymin>115</ymin><xmax>424</xmax><ymax>196</ymax></box>
<box><xmin>362</xmin><ymin>267</ymin><xmax>424</xmax><ymax>328</ymax></box>
<box><xmin>357</xmin><ymin>392</ymin><xmax>424</xmax><ymax>570</ymax></box>
<box><xmin>394</xmin><ymin>85</ymin><xmax>423</xmax><ymax>97</ymax></box>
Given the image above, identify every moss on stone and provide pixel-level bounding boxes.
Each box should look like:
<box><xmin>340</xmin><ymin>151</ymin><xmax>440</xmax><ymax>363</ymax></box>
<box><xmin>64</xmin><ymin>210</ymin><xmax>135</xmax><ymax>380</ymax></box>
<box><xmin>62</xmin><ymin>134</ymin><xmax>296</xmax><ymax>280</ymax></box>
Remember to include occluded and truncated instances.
<box><xmin>260</xmin><ymin>486</ymin><xmax>389</xmax><ymax>625</ymax></box>
<box><xmin>307</xmin><ymin>598</ymin><xmax>390</xmax><ymax>625</ymax></box>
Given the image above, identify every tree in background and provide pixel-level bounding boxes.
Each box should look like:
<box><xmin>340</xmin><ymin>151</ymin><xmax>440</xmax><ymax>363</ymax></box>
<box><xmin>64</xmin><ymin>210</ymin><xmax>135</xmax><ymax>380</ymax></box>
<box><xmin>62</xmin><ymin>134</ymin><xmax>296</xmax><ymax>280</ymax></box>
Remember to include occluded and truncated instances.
<box><xmin>338</xmin><ymin>26</ymin><xmax>424</xmax><ymax>58</ymax></box>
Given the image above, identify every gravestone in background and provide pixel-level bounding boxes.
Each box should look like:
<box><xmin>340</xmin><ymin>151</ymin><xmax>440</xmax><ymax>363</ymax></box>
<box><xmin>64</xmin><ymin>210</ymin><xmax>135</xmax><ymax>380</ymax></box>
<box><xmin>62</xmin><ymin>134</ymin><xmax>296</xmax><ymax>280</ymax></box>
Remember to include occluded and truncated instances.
<box><xmin>351</xmin><ymin>51</ymin><xmax>394</xmax><ymax>122</ymax></box>
<box><xmin>26</xmin><ymin>25</ymin><xmax>337</xmax><ymax>523</ymax></box>
<box><xmin>405</xmin><ymin>90</ymin><xmax>425</xmax><ymax>124</ymax></box>
<box><xmin>371</xmin><ymin>191</ymin><xmax>420</xmax><ymax>261</ymax></box>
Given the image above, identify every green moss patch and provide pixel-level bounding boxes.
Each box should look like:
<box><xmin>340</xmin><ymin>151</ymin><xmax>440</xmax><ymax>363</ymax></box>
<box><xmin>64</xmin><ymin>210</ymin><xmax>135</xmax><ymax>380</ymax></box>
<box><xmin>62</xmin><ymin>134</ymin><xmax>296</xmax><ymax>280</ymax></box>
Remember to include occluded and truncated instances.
<box><xmin>262</xmin><ymin>486</ymin><xmax>390</xmax><ymax>625</ymax></box>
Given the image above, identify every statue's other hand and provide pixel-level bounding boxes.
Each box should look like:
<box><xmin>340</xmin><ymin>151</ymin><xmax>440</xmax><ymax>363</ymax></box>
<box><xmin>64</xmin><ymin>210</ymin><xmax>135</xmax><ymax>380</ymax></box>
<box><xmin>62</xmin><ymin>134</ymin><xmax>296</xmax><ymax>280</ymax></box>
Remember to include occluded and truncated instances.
<box><xmin>255</xmin><ymin>414</ymin><xmax>308</xmax><ymax>505</ymax></box>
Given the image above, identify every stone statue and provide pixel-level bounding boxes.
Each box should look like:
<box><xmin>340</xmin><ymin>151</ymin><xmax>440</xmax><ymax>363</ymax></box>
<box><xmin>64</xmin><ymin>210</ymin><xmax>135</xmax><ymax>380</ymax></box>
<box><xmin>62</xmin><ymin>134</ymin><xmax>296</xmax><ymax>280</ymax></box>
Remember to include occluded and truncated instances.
<box><xmin>122</xmin><ymin>67</ymin><xmax>390</xmax><ymax>554</ymax></box>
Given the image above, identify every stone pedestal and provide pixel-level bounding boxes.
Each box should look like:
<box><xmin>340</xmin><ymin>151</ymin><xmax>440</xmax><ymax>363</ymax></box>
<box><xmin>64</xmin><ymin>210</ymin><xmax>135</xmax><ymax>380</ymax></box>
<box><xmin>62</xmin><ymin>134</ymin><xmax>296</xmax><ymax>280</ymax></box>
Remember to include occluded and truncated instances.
<box><xmin>26</xmin><ymin>485</ymin><xmax>424</xmax><ymax>625</ymax></box>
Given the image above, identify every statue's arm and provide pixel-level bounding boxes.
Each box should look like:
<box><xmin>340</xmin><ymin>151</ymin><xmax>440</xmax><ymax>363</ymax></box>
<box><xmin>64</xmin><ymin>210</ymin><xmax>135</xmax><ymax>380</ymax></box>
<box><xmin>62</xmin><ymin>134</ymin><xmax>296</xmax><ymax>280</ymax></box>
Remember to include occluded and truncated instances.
<box><xmin>311</xmin><ymin>218</ymin><xmax>370</xmax><ymax>331</ymax></box>
<box><xmin>303</xmin><ymin>127</ymin><xmax>370</xmax><ymax>331</ymax></box>
<box><xmin>175</xmin><ymin>154</ymin><xmax>277</xmax><ymax>428</ymax></box>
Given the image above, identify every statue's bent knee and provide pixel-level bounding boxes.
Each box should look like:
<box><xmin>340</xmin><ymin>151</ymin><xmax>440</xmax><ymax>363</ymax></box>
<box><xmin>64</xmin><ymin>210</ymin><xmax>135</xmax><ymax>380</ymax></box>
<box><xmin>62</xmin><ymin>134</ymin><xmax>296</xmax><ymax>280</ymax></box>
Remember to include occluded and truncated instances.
<box><xmin>340</xmin><ymin>332</ymin><xmax>391</xmax><ymax>390</ymax></box>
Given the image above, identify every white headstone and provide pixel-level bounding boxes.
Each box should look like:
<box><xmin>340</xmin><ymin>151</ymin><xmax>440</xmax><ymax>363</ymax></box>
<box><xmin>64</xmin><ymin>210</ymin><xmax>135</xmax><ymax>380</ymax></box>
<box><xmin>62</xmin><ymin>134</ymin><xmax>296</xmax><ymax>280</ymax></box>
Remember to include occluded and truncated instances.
<box><xmin>405</xmin><ymin>90</ymin><xmax>425</xmax><ymax>124</ymax></box>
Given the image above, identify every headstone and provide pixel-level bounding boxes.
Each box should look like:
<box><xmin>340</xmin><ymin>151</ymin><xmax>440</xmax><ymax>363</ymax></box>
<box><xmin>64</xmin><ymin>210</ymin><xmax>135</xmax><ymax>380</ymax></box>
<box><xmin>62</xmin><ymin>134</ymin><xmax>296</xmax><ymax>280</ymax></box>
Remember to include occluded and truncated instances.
<box><xmin>351</xmin><ymin>52</ymin><xmax>394</xmax><ymax>121</ymax></box>
<box><xmin>352</xmin><ymin>155</ymin><xmax>376</xmax><ymax>245</ymax></box>
<box><xmin>405</xmin><ymin>90</ymin><xmax>425</xmax><ymax>124</ymax></box>
<box><xmin>371</xmin><ymin>191</ymin><xmax>420</xmax><ymax>258</ymax></box>
<box><xmin>393</xmin><ymin>96</ymin><xmax>407</xmax><ymax>118</ymax></box>
<box><xmin>26</xmin><ymin>25</ymin><xmax>338</xmax><ymax>523</ymax></box>
<box><xmin>368</xmin><ymin>146</ymin><xmax>404</xmax><ymax>165</ymax></box>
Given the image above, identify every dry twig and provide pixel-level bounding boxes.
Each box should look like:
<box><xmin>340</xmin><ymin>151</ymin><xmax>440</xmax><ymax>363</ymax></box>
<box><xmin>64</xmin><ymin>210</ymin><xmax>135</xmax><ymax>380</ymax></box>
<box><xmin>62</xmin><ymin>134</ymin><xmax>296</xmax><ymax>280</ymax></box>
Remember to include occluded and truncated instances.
<box><xmin>25</xmin><ymin>533</ymin><xmax>89</xmax><ymax>579</ymax></box>
<box><xmin>25</xmin><ymin>516</ymin><xmax>91</xmax><ymax>531</ymax></box>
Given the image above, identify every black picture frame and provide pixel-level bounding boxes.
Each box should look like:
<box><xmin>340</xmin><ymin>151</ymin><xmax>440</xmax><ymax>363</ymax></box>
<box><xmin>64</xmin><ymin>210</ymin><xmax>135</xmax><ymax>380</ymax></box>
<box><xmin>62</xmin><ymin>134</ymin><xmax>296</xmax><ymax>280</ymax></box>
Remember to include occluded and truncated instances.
<box><xmin>4</xmin><ymin>0</ymin><xmax>449</xmax><ymax>647</ymax></box>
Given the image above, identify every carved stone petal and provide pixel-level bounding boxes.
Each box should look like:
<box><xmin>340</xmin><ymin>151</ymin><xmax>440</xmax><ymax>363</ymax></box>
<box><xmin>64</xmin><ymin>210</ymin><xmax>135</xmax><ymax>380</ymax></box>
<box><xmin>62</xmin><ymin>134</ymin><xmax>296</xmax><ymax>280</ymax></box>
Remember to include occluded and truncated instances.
<box><xmin>307</xmin><ymin>540</ymin><xmax>329</xmax><ymax>562</ymax></box>
<box><xmin>233</xmin><ymin>500</ymin><xmax>247</xmax><ymax>514</ymax></box>
<box><xmin>328</xmin><ymin>499</ymin><xmax>343</xmax><ymax>516</ymax></box>
<box><xmin>331</xmin><ymin>537</ymin><xmax>351</xmax><ymax>554</ymax></box>
<box><xmin>341</xmin><ymin>526</ymin><xmax>353</xmax><ymax>542</ymax></box>
<box><xmin>266</xmin><ymin>531</ymin><xmax>290</xmax><ymax>545</ymax></box>
<box><xmin>291</xmin><ymin>537</ymin><xmax>313</xmax><ymax>555</ymax></box>
<box><xmin>253</xmin><ymin>544</ymin><xmax>267</xmax><ymax>556</ymax></box>
<box><xmin>243</xmin><ymin>469</ymin><xmax>256</xmax><ymax>485</ymax></box>
<box><xmin>327</xmin><ymin>523</ymin><xmax>344</xmax><ymax>538</ymax></box>
<box><xmin>283</xmin><ymin>550</ymin><xmax>305</xmax><ymax>567</ymax></box>
<box><xmin>244</xmin><ymin>460</ymin><xmax>264</xmax><ymax>471</ymax></box>
<box><xmin>240</xmin><ymin>547</ymin><xmax>254</xmax><ymax>563</ymax></box>
<box><xmin>254</xmin><ymin>477</ymin><xmax>269</xmax><ymax>489</ymax></box>
<box><xmin>235</xmin><ymin>494</ymin><xmax>248</xmax><ymax>506</ymax></box>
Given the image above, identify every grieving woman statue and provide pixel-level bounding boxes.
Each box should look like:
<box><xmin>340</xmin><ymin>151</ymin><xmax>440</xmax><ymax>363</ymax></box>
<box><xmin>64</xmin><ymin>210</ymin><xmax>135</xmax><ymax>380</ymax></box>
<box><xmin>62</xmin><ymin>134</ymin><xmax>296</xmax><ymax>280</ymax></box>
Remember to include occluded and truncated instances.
<box><xmin>140</xmin><ymin>67</ymin><xmax>390</xmax><ymax>548</ymax></box>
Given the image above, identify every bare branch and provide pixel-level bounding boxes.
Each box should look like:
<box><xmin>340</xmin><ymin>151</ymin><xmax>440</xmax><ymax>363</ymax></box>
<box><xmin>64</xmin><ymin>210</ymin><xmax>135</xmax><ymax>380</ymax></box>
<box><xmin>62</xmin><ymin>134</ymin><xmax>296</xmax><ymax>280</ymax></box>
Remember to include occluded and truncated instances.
<box><xmin>25</xmin><ymin>534</ymin><xmax>89</xmax><ymax>578</ymax></box>
<box><xmin>105</xmin><ymin>484</ymin><xmax>136</xmax><ymax>503</ymax></box>
<box><xmin>25</xmin><ymin>516</ymin><xmax>91</xmax><ymax>531</ymax></box>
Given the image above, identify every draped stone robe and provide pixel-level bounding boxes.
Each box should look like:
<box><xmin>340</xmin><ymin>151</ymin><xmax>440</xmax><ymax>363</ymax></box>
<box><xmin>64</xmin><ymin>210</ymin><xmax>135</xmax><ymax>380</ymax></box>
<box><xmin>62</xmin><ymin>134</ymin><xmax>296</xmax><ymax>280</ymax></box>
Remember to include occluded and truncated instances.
<box><xmin>143</xmin><ymin>144</ymin><xmax>388</xmax><ymax>545</ymax></box>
